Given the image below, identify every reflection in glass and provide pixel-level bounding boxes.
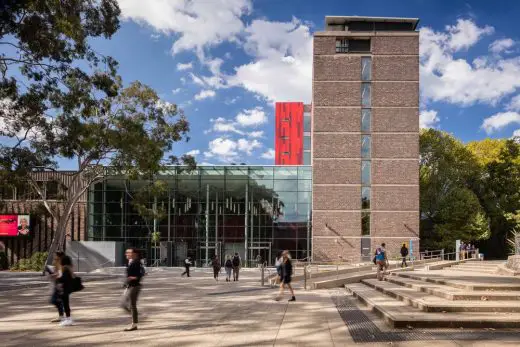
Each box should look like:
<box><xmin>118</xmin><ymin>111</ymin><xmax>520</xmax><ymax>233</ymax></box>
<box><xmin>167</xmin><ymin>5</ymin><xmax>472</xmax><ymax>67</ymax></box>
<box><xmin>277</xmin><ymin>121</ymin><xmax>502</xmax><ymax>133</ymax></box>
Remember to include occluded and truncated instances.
<box><xmin>361</xmin><ymin>135</ymin><xmax>371</xmax><ymax>159</ymax></box>
<box><xmin>361</xmin><ymin>109</ymin><xmax>371</xmax><ymax>133</ymax></box>
<box><xmin>361</xmin><ymin>83</ymin><xmax>371</xmax><ymax>107</ymax></box>
<box><xmin>274</xmin><ymin>167</ymin><xmax>298</xmax><ymax>180</ymax></box>
<box><xmin>304</xmin><ymin>114</ymin><xmax>311</xmax><ymax>132</ymax></box>
<box><xmin>361</xmin><ymin>57</ymin><xmax>372</xmax><ymax>81</ymax></box>
<box><xmin>303</xmin><ymin>152</ymin><xmax>311</xmax><ymax>165</ymax></box>
<box><xmin>362</xmin><ymin>212</ymin><xmax>370</xmax><ymax>236</ymax></box>
<box><xmin>304</xmin><ymin>136</ymin><xmax>311</xmax><ymax>150</ymax></box>
<box><xmin>362</xmin><ymin>187</ymin><xmax>371</xmax><ymax>209</ymax></box>
<box><xmin>361</xmin><ymin>161</ymin><xmax>371</xmax><ymax>185</ymax></box>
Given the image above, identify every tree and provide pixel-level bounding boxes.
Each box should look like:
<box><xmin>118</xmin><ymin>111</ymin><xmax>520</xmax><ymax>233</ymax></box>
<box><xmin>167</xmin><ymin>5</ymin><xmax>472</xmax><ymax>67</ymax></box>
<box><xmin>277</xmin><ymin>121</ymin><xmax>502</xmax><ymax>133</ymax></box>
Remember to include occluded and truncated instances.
<box><xmin>419</xmin><ymin>129</ymin><xmax>490</xmax><ymax>250</ymax></box>
<box><xmin>0</xmin><ymin>2</ymin><xmax>195</xmax><ymax>266</ymax></box>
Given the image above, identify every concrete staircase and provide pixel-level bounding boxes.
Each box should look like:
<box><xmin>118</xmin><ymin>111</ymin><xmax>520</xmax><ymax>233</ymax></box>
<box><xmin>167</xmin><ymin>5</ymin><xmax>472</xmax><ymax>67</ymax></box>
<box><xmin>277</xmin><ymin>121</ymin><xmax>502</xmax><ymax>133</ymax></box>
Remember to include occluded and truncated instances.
<box><xmin>345</xmin><ymin>260</ymin><xmax>520</xmax><ymax>328</ymax></box>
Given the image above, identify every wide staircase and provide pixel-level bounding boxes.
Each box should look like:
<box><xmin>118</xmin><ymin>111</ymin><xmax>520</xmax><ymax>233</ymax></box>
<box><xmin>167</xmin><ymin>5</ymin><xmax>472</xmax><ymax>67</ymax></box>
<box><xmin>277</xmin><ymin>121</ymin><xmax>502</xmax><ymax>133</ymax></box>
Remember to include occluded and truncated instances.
<box><xmin>346</xmin><ymin>260</ymin><xmax>520</xmax><ymax>329</ymax></box>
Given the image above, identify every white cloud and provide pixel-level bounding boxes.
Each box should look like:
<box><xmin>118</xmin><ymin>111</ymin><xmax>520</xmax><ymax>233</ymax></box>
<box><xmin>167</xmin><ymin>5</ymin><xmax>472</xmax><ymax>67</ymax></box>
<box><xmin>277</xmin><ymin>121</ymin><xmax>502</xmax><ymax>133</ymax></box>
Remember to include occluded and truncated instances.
<box><xmin>248</xmin><ymin>130</ymin><xmax>264</xmax><ymax>138</ymax></box>
<box><xmin>229</xmin><ymin>19</ymin><xmax>313</xmax><ymax>102</ymax></box>
<box><xmin>489</xmin><ymin>38</ymin><xmax>515</xmax><ymax>54</ymax></box>
<box><xmin>176</xmin><ymin>62</ymin><xmax>193</xmax><ymax>71</ymax></box>
<box><xmin>194</xmin><ymin>89</ymin><xmax>216</xmax><ymax>101</ymax></box>
<box><xmin>261</xmin><ymin>149</ymin><xmax>275</xmax><ymax>160</ymax></box>
<box><xmin>208</xmin><ymin>117</ymin><xmax>244</xmax><ymax>135</ymax></box>
<box><xmin>507</xmin><ymin>95</ymin><xmax>520</xmax><ymax>111</ymax></box>
<box><xmin>235</xmin><ymin>107</ymin><xmax>267</xmax><ymax>126</ymax></box>
<box><xmin>204</xmin><ymin>137</ymin><xmax>238</xmax><ymax>161</ymax></box>
<box><xmin>481</xmin><ymin>111</ymin><xmax>520</xmax><ymax>134</ymax></box>
<box><xmin>172</xmin><ymin>88</ymin><xmax>181</xmax><ymax>94</ymax></box>
<box><xmin>225</xmin><ymin>97</ymin><xmax>239</xmax><ymax>105</ymax></box>
<box><xmin>185</xmin><ymin>149</ymin><xmax>200</xmax><ymax>156</ymax></box>
<box><xmin>420</xmin><ymin>19</ymin><xmax>520</xmax><ymax>106</ymax></box>
<box><xmin>237</xmin><ymin>138</ymin><xmax>261</xmax><ymax>155</ymax></box>
<box><xmin>512</xmin><ymin>129</ymin><xmax>520</xmax><ymax>139</ymax></box>
<box><xmin>419</xmin><ymin>109</ymin><xmax>440</xmax><ymax>129</ymax></box>
<box><xmin>118</xmin><ymin>0</ymin><xmax>252</xmax><ymax>56</ymax></box>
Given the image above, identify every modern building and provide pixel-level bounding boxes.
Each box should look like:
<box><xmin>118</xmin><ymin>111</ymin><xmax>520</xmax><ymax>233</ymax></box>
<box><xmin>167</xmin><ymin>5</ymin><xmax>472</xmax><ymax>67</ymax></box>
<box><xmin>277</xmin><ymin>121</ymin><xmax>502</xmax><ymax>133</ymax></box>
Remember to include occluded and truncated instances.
<box><xmin>311</xmin><ymin>16</ymin><xmax>420</xmax><ymax>261</ymax></box>
<box><xmin>1</xmin><ymin>16</ymin><xmax>420</xmax><ymax>267</ymax></box>
<box><xmin>275</xmin><ymin>102</ymin><xmax>312</xmax><ymax>165</ymax></box>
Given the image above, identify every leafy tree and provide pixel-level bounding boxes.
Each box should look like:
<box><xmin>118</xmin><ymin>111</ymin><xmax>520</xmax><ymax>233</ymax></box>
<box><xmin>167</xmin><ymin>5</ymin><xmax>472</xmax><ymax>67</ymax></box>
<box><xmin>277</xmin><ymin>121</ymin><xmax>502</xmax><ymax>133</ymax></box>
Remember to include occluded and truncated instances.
<box><xmin>419</xmin><ymin>129</ymin><xmax>489</xmax><ymax>250</ymax></box>
<box><xmin>0</xmin><ymin>2</ymin><xmax>195</xmax><ymax>266</ymax></box>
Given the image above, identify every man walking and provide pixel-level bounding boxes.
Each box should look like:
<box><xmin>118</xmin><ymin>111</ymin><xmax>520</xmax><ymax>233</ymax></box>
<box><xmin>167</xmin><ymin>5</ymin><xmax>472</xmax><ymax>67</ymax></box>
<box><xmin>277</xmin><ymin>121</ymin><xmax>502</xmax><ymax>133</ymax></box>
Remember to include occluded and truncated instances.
<box><xmin>181</xmin><ymin>256</ymin><xmax>191</xmax><ymax>277</ymax></box>
<box><xmin>122</xmin><ymin>248</ymin><xmax>144</xmax><ymax>331</ymax></box>
<box><xmin>400</xmin><ymin>243</ymin><xmax>409</xmax><ymax>268</ymax></box>
<box><xmin>232</xmin><ymin>253</ymin><xmax>241</xmax><ymax>281</ymax></box>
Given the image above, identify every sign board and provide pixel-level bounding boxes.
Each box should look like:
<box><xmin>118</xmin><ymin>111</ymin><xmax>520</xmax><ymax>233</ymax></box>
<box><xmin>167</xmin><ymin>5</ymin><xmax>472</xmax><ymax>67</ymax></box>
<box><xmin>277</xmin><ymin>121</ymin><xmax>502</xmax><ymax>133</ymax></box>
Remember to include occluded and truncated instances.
<box><xmin>0</xmin><ymin>215</ymin><xmax>32</xmax><ymax>237</ymax></box>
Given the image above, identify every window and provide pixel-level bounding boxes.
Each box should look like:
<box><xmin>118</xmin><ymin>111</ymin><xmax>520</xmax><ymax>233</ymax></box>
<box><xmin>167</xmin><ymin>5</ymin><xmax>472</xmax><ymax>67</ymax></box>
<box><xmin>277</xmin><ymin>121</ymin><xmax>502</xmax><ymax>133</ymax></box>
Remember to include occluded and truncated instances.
<box><xmin>361</xmin><ymin>161</ymin><xmax>371</xmax><ymax>185</ymax></box>
<box><xmin>362</xmin><ymin>212</ymin><xmax>370</xmax><ymax>236</ymax></box>
<box><xmin>304</xmin><ymin>114</ymin><xmax>311</xmax><ymax>132</ymax></box>
<box><xmin>362</xmin><ymin>187</ymin><xmax>371</xmax><ymax>209</ymax></box>
<box><xmin>361</xmin><ymin>57</ymin><xmax>371</xmax><ymax>81</ymax></box>
<box><xmin>336</xmin><ymin>39</ymin><xmax>370</xmax><ymax>53</ymax></box>
<box><xmin>46</xmin><ymin>181</ymin><xmax>59</xmax><ymax>200</ymax></box>
<box><xmin>361</xmin><ymin>83</ymin><xmax>371</xmax><ymax>107</ymax></box>
<box><xmin>304</xmin><ymin>136</ymin><xmax>311</xmax><ymax>150</ymax></box>
<box><xmin>361</xmin><ymin>109</ymin><xmax>371</xmax><ymax>133</ymax></box>
<box><xmin>361</xmin><ymin>135</ymin><xmax>371</xmax><ymax>159</ymax></box>
<box><xmin>282</xmin><ymin>151</ymin><xmax>290</xmax><ymax>155</ymax></box>
<box><xmin>303</xmin><ymin>152</ymin><xmax>311</xmax><ymax>165</ymax></box>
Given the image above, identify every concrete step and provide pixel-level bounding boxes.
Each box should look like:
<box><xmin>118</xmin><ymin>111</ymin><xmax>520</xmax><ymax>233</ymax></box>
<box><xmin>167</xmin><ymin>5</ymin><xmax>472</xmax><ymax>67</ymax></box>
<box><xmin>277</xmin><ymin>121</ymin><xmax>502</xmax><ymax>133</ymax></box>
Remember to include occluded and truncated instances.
<box><xmin>396</xmin><ymin>272</ymin><xmax>520</xmax><ymax>291</ymax></box>
<box><xmin>387</xmin><ymin>274</ymin><xmax>520</xmax><ymax>301</ymax></box>
<box><xmin>345</xmin><ymin>283</ymin><xmax>520</xmax><ymax>328</ymax></box>
<box><xmin>454</xmin><ymin>262</ymin><xmax>502</xmax><ymax>267</ymax></box>
<box><xmin>362</xmin><ymin>278</ymin><xmax>520</xmax><ymax>313</ymax></box>
<box><xmin>448</xmin><ymin>266</ymin><xmax>498</xmax><ymax>273</ymax></box>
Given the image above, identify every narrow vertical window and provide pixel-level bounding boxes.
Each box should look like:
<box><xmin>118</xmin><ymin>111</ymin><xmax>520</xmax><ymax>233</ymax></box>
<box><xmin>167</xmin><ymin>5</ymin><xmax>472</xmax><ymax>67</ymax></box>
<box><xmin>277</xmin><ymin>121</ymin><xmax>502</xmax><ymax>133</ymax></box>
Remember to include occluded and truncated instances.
<box><xmin>361</xmin><ymin>83</ymin><xmax>371</xmax><ymax>107</ymax></box>
<box><xmin>361</xmin><ymin>57</ymin><xmax>371</xmax><ymax>81</ymax></box>
<box><xmin>362</xmin><ymin>187</ymin><xmax>371</xmax><ymax>210</ymax></box>
<box><xmin>361</xmin><ymin>109</ymin><xmax>371</xmax><ymax>133</ymax></box>
<box><xmin>362</xmin><ymin>212</ymin><xmax>370</xmax><ymax>236</ymax></box>
<box><xmin>361</xmin><ymin>161</ymin><xmax>371</xmax><ymax>185</ymax></box>
<box><xmin>361</xmin><ymin>135</ymin><xmax>371</xmax><ymax>159</ymax></box>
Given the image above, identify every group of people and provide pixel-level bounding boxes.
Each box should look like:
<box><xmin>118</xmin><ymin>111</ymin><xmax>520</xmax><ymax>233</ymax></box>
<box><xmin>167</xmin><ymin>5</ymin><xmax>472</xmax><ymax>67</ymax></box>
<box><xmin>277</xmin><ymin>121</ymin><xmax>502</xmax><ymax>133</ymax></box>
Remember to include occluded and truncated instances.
<box><xmin>212</xmin><ymin>253</ymin><xmax>242</xmax><ymax>282</ymax></box>
<box><xmin>459</xmin><ymin>241</ymin><xmax>477</xmax><ymax>259</ymax></box>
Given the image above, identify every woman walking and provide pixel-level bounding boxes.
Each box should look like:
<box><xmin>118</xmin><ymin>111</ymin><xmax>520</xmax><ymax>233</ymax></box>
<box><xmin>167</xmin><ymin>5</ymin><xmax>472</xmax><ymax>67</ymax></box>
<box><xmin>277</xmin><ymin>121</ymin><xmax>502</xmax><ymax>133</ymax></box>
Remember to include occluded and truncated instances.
<box><xmin>224</xmin><ymin>255</ymin><xmax>233</xmax><ymax>282</ymax></box>
<box><xmin>275</xmin><ymin>251</ymin><xmax>283</xmax><ymax>285</ymax></box>
<box><xmin>122</xmin><ymin>248</ymin><xmax>145</xmax><ymax>331</ymax></box>
<box><xmin>275</xmin><ymin>250</ymin><xmax>295</xmax><ymax>302</ymax></box>
<box><xmin>48</xmin><ymin>251</ymin><xmax>65</xmax><ymax>323</ymax></box>
<box><xmin>56</xmin><ymin>255</ymin><xmax>74</xmax><ymax>326</ymax></box>
<box><xmin>212</xmin><ymin>255</ymin><xmax>221</xmax><ymax>282</ymax></box>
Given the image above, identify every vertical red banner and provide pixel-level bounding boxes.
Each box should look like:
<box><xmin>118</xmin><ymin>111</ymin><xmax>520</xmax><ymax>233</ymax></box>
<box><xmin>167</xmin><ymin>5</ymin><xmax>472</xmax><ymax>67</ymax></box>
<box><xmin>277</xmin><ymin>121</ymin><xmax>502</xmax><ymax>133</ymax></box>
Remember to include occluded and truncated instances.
<box><xmin>275</xmin><ymin>102</ymin><xmax>303</xmax><ymax>165</ymax></box>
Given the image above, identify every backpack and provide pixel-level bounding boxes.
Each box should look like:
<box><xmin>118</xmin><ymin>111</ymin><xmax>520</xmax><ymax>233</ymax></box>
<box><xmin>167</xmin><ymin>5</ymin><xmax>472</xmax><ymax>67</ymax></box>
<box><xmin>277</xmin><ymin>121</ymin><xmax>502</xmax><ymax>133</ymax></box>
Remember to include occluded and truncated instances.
<box><xmin>225</xmin><ymin>259</ymin><xmax>233</xmax><ymax>268</ymax></box>
<box><xmin>375</xmin><ymin>248</ymin><xmax>385</xmax><ymax>261</ymax></box>
<box><xmin>232</xmin><ymin>256</ymin><xmax>240</xmax><ymax>267</ymax></box>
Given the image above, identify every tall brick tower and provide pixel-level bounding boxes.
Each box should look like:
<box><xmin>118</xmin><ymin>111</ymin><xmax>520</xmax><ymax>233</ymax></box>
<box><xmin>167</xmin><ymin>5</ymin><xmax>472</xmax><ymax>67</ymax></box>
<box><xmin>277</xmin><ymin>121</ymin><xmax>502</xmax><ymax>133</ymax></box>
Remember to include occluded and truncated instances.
<box><xmin>311</xmin><ymin>16</ymin><xmax>420</xmax><ymax>262</ymax></box>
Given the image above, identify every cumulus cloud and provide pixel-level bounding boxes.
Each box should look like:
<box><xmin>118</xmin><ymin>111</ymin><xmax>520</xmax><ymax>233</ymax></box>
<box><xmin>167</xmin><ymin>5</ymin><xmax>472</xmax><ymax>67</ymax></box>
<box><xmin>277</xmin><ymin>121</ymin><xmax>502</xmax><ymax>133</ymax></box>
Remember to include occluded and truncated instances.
<box><xmin>194</xmin><ymin>89</ymin><xmax>216</xmax><ymax>101</ymax></box>
<box><xmin>204</xmin><ymin>137</ymin><xmax>238</xmax><ymax>161</ymax></box>
<box><xmin>419</xmin><ymin>110</ymin><xmax>440</xmax><ymax>129</ymax></box>
<box><xmin>208</xmin><ymin>117</ymin><xmax>244</xmax><ymax>135</ymax></box>
<box><xmin>248</xmin><ymin>130</ymin><xmax>264</xmax><ymax>138</ymax></box>
<box><xmin>237</xmin><ymin>138</ymin><xmax>262</xmax><ymax>155</ymax></box>
<box><xmin>512</xmin><ymin>129</ymin><xmax>520</xmax><ymax>139</ymax></box>
<box><xmin>481</xmin><ymin>112</ymin><xmax>520</xmax><ymax>134</ymax></box>
<box><xmin>185</xmin><ymin>149</ymin><xmax>200</xmax><ymax>156</ymax></box>
<box><xmin>420</xmin><ymin>19</ymin><xmax>520</xmax><ymax>106</ymax></box>
<box><xmin>118</xmin><ymin>0</ymin><xmax>251</xmax><ymax>56</ymax></box>
<box><xmin>176</xmin><ymin>62</ymin><xmax>193</xmax><ymax>71</ymax></box>
<box><xmin>261</xmin><ymin>149</ymin><xmax>275</xmax><ymax>160</ymax></box>
<box><xmin>507</xmin><ymin>95</ymin><xmax>520</xmax><ymax>111</ymax></box>
<box><xmin>489</xmin><ymin>38</ymin><xmax>515</xmax><ymax>54</ymax></box>
<box><xmin>172</xmin><ymin>88</ymin><xmax>181</xmax><ymax>94</ymax></box>
<box><xmin>235</xmin><ymin>107</ymin><xmax>267</xmax><ymax>126</ymax></box>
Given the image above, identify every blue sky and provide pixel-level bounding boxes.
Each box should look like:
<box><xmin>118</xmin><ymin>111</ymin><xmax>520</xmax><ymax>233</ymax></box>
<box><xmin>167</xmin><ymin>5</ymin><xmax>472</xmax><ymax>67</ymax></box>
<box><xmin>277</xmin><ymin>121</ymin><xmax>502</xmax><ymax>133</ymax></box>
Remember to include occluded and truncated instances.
<box><xmin>80</xmin><ymin>0</ymin><xmax>520</xmax><ymax>167</ymax></box>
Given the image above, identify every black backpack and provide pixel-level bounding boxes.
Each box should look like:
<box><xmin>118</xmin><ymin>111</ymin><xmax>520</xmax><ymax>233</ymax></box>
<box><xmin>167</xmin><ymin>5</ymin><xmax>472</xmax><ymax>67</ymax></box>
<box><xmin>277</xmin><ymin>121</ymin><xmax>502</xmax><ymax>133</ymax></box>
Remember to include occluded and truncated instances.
<box><xmin>232</xmin><ymin>256</ymin><xmax>240</xmax><ymax>267</ymax></box>
<box><xmin>225</xmin><ymin>259</ymin><xmax>232</xmax><ymax>268</ymax></box>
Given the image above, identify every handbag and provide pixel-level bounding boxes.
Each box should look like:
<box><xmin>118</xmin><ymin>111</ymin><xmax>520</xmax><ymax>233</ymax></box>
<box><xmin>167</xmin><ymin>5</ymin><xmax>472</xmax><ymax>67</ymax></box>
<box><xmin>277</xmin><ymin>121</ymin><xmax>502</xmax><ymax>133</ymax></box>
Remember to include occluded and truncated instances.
<box><xmin>71</xmin><ymin>276</ymin><xmax>84</xmax><ymax>292</ymax></box>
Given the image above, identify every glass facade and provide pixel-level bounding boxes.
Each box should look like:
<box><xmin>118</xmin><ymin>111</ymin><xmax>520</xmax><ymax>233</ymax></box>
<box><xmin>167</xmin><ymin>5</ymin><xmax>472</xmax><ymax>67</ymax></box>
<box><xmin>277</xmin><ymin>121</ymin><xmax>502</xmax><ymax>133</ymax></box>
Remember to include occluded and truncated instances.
<box><xmin>87</xmin><ymin>166</ymin><xmax>312</xmax><ymax>267</ymax></box>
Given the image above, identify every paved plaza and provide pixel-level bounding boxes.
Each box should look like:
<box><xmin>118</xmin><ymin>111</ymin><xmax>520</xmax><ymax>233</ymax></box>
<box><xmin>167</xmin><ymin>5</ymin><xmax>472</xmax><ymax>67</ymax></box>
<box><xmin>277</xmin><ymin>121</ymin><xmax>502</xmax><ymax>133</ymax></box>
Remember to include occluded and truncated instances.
<box><xmin>2</xmin><ymin>268</ymin><xmax>520</xmax><ymax>346</ymax></box>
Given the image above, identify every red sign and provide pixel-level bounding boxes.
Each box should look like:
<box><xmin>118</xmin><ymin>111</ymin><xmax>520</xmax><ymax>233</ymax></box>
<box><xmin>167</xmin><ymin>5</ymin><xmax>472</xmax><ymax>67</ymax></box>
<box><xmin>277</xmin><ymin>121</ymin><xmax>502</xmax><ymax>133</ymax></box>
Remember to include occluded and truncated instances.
<box><xmin>0</xmin><ymin>215</ymin><xmax>31</xmax><ymax>237</ymax></box>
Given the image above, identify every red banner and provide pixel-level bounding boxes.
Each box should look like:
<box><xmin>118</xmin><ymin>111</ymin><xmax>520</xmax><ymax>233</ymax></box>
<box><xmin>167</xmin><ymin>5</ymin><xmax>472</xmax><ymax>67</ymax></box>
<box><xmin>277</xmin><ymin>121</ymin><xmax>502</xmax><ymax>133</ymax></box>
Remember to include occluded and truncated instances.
<box><xmin>0</xmin><ymin>215</ymin><xmax>31</xmax><ymax>237</ymax></box>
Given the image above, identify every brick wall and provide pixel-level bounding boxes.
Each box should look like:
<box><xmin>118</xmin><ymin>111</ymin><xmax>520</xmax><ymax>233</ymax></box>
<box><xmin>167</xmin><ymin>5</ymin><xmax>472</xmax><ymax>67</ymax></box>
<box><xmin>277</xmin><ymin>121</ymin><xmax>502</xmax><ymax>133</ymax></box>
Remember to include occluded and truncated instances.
<box><xmin>313</xmin><ymin>211</ymin><xmax>361</xmax><ymax>237</ymax></box>
<box><xmin>313</xmin><ymin>82</ymin><xmax>360</xmax><ymax>106</ymax></box>
<box><xmin>313</xmin><ymin>159</ymin><xmax>361</xmax><ymax>184</ymax></box>
<box><xmin>314</xmin><ymin>55</ymin><xmax>361</xmax><ymax>80</ymax></box>
<box><xmin>372</xmin><ymin>108</ymin><xmax>418</xmax><ymax>132</ymax></box>
<box><xmin>372</xmin><ymin>134</ymin><xmax>419</xmax><ymax>158</ymax></box>
<box><xmin>372</xmin><ymin>160</ymin><xmax>419</xmax><ymax>185</ymax></box>
<box><xmin>313</xmin><ymin>185</ymin><xmax>360</xmax><ymax>210</ymax></box>
<box><xmin>372</xmin><ymin>82</ymin><xmax>419</xmax><ymax>107</ymax></box>
<box><xmin>313</xmin><ymin>133</ymin><xmax>361</xmax><ymax>158</ymax></box>
<box><xmin>313</xmin><ymin>107</ymin><xmax>360</xmax><ymax>132</ymax></box>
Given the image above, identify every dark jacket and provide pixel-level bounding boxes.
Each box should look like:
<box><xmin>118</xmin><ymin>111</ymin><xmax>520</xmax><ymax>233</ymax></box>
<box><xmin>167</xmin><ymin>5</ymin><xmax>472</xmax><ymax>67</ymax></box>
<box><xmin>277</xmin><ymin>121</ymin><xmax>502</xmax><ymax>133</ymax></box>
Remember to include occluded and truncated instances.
<box><xmin>281</xmin><ymin>259</ymin><xmax>293</xmax><ymax>279</ymax></box>
<box><xmin>400</xmin><ymin>246</ymin><xmax>409</xmax><ymax>257</ymax></box>
<box><xmin>126</xmin><ymin>260</ymin><xmax>143</xmax><ymax>287</ymax></box>
<box><xmin>58</xmin><ymin>267</ymin><xmax>73</xmax><ymax>294</ymax></box>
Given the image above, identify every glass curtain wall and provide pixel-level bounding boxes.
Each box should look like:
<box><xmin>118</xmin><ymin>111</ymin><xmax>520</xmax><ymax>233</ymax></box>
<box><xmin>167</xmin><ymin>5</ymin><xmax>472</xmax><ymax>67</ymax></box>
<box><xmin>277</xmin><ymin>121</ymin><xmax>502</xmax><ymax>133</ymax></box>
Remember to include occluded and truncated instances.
<box><xmin>87</xmin><ymin>166</ymin><xmax>312</xmax><ymax>267</ymax></box>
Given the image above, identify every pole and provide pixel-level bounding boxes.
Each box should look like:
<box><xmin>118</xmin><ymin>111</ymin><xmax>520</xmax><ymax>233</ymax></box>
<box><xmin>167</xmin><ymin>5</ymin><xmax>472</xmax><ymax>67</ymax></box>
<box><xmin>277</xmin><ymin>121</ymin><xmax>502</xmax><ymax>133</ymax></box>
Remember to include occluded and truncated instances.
<box><xmin>250</xmin><ymin>189</ymin><xmax>254</xmax><ymax>264</ymax></box>
<box><xmin>244</xmin><ymin>184</ymin><xmax>248</xmax><ymax>268</ymax></box>
<box><xmin>215</xmin><ymin>191</ymin><xmax>218</xmax><ymax>260</ymax></box>
<box><xmin>205</xmin><ymin>184</ymin><xmax>209</xmax><ymax>267</ymax></box>
<box><xmin>306</xmin><ymin>206</ymin><xmax>311</xmax><ymax>263</ymax></box>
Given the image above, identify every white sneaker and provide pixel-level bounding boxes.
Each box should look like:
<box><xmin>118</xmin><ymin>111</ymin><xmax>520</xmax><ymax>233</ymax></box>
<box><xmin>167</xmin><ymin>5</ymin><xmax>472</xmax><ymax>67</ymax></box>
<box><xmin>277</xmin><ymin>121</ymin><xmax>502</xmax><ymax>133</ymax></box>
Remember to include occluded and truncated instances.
<box><xmin>60</xmin><ymin>318</ymin><xmax>73</xmax><ymax>326</ymax></box>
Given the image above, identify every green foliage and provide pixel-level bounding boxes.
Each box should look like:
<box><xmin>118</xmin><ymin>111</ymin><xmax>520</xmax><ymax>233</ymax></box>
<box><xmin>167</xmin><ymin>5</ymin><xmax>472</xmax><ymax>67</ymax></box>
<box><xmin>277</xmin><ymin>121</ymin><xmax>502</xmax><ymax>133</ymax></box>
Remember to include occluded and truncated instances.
<box><xmin>151</xmin><ymin>231</ymin><xmax>161</xmax><ymax>243</ymax></box>
<box><xmin>10</xmin><ymin>252</ymin><xmax>48</xmax><ymax>272</ymax></box>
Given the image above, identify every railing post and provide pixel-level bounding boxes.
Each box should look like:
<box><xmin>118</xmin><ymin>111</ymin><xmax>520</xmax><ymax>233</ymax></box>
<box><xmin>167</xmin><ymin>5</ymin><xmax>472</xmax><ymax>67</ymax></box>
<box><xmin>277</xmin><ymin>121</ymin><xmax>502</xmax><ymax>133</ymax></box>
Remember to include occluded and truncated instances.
<box><xmin>261</xmin><ymin>263</ymin><xmax>265</xmax><ymax>286</ymax></box>
<box><xmin>304</xmin><ymin>265</ymin><xmax>307</xmax><ymax>290</ymax></box>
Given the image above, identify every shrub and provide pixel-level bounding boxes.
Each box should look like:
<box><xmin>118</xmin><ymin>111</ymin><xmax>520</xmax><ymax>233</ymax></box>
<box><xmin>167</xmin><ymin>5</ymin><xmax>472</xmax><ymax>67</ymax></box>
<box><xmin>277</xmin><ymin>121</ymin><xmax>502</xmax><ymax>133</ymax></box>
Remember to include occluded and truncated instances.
<box><xmin>10</xmin><ymin>252</ymin><xmax>48</xmax><ymax>272</ymax></box>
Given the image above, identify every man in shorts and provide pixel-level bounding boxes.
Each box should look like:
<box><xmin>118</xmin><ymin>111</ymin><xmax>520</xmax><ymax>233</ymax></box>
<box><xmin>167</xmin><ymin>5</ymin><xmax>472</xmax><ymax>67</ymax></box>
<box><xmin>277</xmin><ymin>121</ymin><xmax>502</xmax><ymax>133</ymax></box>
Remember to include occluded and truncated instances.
<box><xmin>375</xmin><ymin>243</ymin><xmax>388</xmax><ymax>281</ymax></box>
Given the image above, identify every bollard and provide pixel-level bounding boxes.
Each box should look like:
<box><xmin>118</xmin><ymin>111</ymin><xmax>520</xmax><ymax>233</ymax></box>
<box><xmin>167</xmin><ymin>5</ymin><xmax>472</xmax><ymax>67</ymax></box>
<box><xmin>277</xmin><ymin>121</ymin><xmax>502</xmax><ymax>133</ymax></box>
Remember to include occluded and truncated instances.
<box><xmin>304</xmin><ymin>265</ymin><xmax>307</xmax><ymax>290</ymax></box>
<box><xmin>261</xmin><ymin>264</ymin><xmax>265</xmax><ymax>286</ymax></box>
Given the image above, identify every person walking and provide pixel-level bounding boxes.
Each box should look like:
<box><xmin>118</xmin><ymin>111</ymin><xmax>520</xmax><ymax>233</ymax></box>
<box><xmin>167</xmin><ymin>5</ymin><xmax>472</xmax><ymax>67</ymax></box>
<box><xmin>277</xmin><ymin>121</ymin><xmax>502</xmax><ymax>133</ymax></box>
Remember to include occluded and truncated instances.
<box><xmin>212</xmin><ymin>255</ymin><xmax>221</xmax><ymax>282</ymax></box>
<box><xmin>181</xmin><ymin>256</ymin><xmax>191</xmax><ymax>277</ymax></box>
<box><xmin>400</xmin><ymin>243</ymin><xmax>409</xmax><ymax>268</ymax></box>
<box><xmin>224</xmin><ymin>255</ymin><xmax>233</xmax><ymax>282</ymax></box>
<box><xmin>275</xmin><ymin>251</ymin><xmax>283</xmax><ymax>285</ymax></box>
<box><xmin>256</xmin><ymin>254</ymin><xmax>262</xmax><ymax>268</ymax></box>
<box><xmin>460</xmin><ymin>242</ymin><xmax>466</xmax><ymax>260</ymax></box>
<box><xmin>48</xmin><ymin>251</ymin><xmax>65</xmax><ymax>323</ymax></box>
<box><xmin>275</xmin><ymin>250</ymin><xmax>295</xmax><ymax>302</ymax></box>
<box><xmin>232</xmin><ymin>253</ymin><xmax>241</xmax><ymax>281</ymax></box>
<box><xmin>121</xmin><ymin>248</ymin><xmax>145</xmax><ymax>331</ymax></box>
<box><xmin>56</xmin><ymin>255</ymin><xmax>74</xmax><ymax>326</ymax></box>
<box><xmin>375</xmin><ymin>243</ymin><xmax>388</xmax><ymax>281</ymax></box>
